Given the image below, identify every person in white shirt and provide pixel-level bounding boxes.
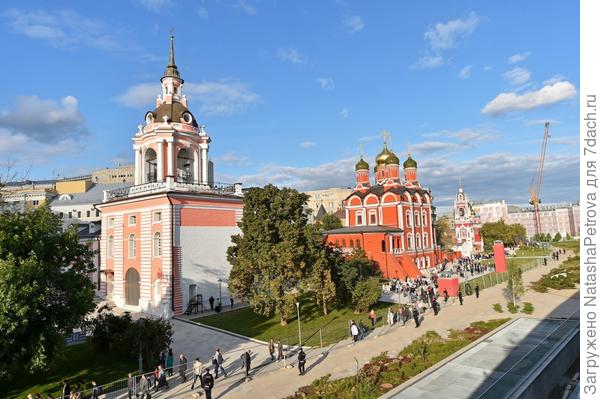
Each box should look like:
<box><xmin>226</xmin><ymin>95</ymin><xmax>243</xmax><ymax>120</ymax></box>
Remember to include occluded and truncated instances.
<box><xmin>190</xmin><ymin>358</ymin><xmax>203</xmax><ymax>390</ymax></box>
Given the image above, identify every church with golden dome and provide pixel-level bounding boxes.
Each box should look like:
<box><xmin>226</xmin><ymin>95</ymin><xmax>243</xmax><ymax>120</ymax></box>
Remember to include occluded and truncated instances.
<box><xmin>324</xmin><ymin>133</ymin><xmax>440</xmax><ymax>279</ymax></box>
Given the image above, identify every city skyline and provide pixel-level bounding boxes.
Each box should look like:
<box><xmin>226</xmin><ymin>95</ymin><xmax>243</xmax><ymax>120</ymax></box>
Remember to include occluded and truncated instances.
<box><xmin>0</xmin><ymin>1</ymin><xmax>579</xmax><ymax>209</ymax></box>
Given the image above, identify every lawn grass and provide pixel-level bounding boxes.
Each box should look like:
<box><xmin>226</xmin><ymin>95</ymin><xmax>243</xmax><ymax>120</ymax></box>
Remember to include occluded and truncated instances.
<box><xmin>530</xmin><ymin>255</ymin><xmax>580</xmax><ymax>293</ymax></box>
<box><xmin>515</xmin><ymin>246</ymin><xmax>550</xmax><ymax>257</ymax></box>
<box><xmin>289</xmin><ymin>318</ymin><xmax>511</xmax><ymax>399</ymax></box>
<box><xmin>194</xmin><ymin>297</ymin><xmax>392</xmax><ymax>347</ymax></box>
<box><xmin>0</xmin><ymin>340</ymin><xmax>137</xmax><ymax>399</ymax></box>
<box><xmin>460</xmin><ymin>257</ymin><xmax>541</xmax><ymax>295</ymax></box>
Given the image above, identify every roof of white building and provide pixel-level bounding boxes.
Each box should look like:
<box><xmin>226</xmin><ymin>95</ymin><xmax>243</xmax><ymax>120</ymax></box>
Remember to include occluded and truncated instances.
<box><xmin>50</xmin><ymin>182</ymin><xmax>132</xmax><ymax>207</ymax></box>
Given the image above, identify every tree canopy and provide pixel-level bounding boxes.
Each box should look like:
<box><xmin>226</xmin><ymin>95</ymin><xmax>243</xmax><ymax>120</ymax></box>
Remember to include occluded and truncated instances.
<box><xmin>434</xmin><ymin>215</ymin><xmax>454</xmax><ymax>251</ymax></box>
<box><xmin>480</xmin><ymin>220</ymin><xmax>526</xmax><ymax>250</ymax></box>
<box><xmin>0</xmin><ymin>205</ymin><xmax>96</xmax><ymax>376</ymax></box>
<box><xmin>318</xmin><ymin>213</ymin><xmax>343</xmax><ymax>231</ymax></box>
<box><xmin>227</xmin><ymin>185</ymin><xmax>312</xmax><ymax>325</ymax></box>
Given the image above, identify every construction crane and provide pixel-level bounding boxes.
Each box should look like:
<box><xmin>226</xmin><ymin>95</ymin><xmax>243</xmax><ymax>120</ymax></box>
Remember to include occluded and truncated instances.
<box><xmin>529</xmin><ymin>122</ymin><xmax>550</xmax><ymax>237</ymax></box>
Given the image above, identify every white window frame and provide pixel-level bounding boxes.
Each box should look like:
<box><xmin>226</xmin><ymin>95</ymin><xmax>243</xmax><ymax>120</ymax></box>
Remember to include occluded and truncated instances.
<box><xmin>128</xmin><ymin>215</ymin><xmax>137</xmax><ymax>226</ymax></box>
<box><xmin>414</xmin><ymin>211</ymin><xmax>420</xmax><ymax>227</ymax></box>
<box><xmin>108</xmin><ymin>217</ymin><xmax>115</xmax><ymax>228</ymax></box>
<box><xmin>107</xmin><ymin>235</ymin><xmax>114</xmax><ymax>258</ymax></box>
<box><xmin>153</xmin><ymin>211</ymin><xmax>162</xmax><ymax>223</ymax></box>
<box><xmin>153</xmin><ymin>232</ymin><xmax>162</xmax><ymax>257</ymax></box>
<box><xmin>128</xmin><ymin>234</ymin><xmax>136</xmax><ymax>258</ymax></box>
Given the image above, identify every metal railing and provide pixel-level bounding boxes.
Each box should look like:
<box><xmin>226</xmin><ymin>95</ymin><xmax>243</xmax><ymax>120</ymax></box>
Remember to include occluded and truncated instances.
<box><xmin>103</xmin><ymin>181</ymin><xmax>242</xmax><ymax>201</ymax></box>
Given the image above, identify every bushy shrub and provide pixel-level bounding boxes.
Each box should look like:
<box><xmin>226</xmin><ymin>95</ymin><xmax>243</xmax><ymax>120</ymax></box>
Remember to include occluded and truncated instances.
<box><xmin>493</xmin><ymin>303</ymin><xmax>503</xmax><ymax>313</ymax></box>
<box><xmin>521</xmin><ymin>302</ymin><xmax>534</xmax><ymax>314</ymax></box>
<box><xmin>507</xmin><ymin>302</ymin><xmax>519</xmax><ymax>313</ymax></box>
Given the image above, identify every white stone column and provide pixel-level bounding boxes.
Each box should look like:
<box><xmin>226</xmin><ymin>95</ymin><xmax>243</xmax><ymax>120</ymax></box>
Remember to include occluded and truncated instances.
<box><xmin>167</xmin><ymin>139</ymin><xmax>174</xmax><ymax>178</ymax></box>
<box><xmin>201</xmin><ymin>145</ymin><xmax>209</xmax><ymax>185</ymax></box>
<box><xmin>134</xmin><ymin>146</ymin><xmax>141</xmax><ymax>185</ymax></box>
<box><xmin>157</xmin><ymin>140</ymin><xmax>164</xmax><ymax>182</ymax></box>
<box><xmin>193</xmin><ymin>147</ymin><xmax>199</xmax><ymax>183</ymax></box>
<box><xmin>141</xmin><ymin>148</ymin><xmax>146</xmax><ymax>183</ymax></box>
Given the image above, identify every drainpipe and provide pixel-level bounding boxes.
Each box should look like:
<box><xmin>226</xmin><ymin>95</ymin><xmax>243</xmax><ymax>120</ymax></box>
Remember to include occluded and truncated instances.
<box><xmin>167</xmin><ymin>194</ymin><xmax>175</xmax><ymax>315</ymax></box>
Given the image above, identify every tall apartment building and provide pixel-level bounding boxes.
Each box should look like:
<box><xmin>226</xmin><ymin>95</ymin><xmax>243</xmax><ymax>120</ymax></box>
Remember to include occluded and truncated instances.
<box><xmin>304</xmin><ymin>188</ymin><xmax>352</xmax><ymax>215</ymax></box>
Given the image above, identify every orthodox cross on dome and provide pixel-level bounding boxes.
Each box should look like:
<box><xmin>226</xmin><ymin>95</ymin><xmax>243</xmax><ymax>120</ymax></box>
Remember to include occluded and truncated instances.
<box><xmin>381</xmin><ymin>129</ymin><xmax>390</xmax><ymax>146</ymax></box>
<box><xmin>359</xmin><ymin>143</ymin><xmax>364</xmax><ymax>158</ymax></box>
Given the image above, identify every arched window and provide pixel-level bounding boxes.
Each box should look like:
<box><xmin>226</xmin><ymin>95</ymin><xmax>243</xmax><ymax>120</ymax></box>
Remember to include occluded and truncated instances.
<box><xmin>422</xmin><ymin>211</ymin><xmax>427</xmax><ymax>226</ymax></box>
<box><xmin>407</xmin><ymin>234</ymin><xmax>413</xmax><ymax>249</ymax></box>
<box><xmin>342</xmin><ymin>239</ymin><xmax>347</xmax><ymax>247</ymax></box>
<box><xmin>369</xmin><ymin>210</ymin><xmax>377</xmax><ymax>225</ymax></box>
<box><xmin>356</xmin><ymin>240</ymin><xmax>361</xmax><ymax>249</ymax></box>
<box><xmin>414</xmin><ymin>211</ymin><xmax>420</xmax><ymax>226</ymax></box>
<box><xmin>153</xmin><ymin>232</ymin><xmax>162</xmax><ymax>257</ymax></box>
<box><xmin>335</xmin><ymin>239</ymin><xmax>339</xmax><ymax>246</ymax></box>
<box><xmin>416</xmin><ymin>234</ymin><xmax>421</xmax><ymax>248</ymax></box>
<box><xmin>415</xmin><ymin>258</ymin><xmax>420</xmax><ymax>268</ymax></box>
<box><xmin>459</xmin><ymin>208</ymin><xmax>465</xmax><ymax>217</ymax></box>
<box><xmin>406</xmin><ymin>211</ymin><xmax>411</xmax><ymax>227</ymax></box>
<box><xmin>423</xmin><ymin>233</ymin><xmax>428</xmax><ymax>247</ymax></box>
<box><xmin>426</xmin><ymin>257</ymin><xmax>431</xmax><ymax>268</ymax></box>
<box><xmin>349</xmin><ymin>239</ymin><xmax>354</xmax><ymax>248</ymax></box>
<box><xmin>107</xmin><ymin>235</ymin><xmax>114</xmax><ymax>258</ymax></box>
<box><xmin>128</xmin><ymin>234</ymin><xmax>136</xmax><ymax>258</ymax></box>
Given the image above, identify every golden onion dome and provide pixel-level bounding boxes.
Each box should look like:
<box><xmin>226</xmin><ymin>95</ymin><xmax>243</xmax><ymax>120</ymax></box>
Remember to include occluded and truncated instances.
<box><xmin>403</xmin><ymin>153</ymin><xmax>418</xmax><ymax>168</ymax></box>
<box><xmin>376</xmin><ymin>145</ymin><xmax>393</xmax><ymax>165</ymax></box>
<box><xmin>355</xmin><ymin>157</ymin><xmax>369</xmax><ymax>171</ymax></box>
<box><xmin>385</xmin><ymin>151</ymin><xmax>400</xmax><ymax>165</ymax></box>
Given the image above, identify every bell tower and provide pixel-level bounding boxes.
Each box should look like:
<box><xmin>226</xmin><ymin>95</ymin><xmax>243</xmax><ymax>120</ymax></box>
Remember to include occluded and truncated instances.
<box><xmin>132</xmin><ymin>35</ymin><xmax>211</xmax><ymax>188</ymax></box>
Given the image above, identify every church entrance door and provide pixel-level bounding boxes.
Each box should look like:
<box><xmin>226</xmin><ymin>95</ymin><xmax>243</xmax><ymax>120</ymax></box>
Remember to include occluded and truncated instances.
<box><xmin>125</xmin><ymin>268</ymin><xmax>140</xmax><ymax>306</ymax></box>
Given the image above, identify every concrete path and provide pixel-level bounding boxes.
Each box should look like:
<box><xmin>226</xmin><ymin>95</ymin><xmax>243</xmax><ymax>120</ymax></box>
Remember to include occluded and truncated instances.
<box><xmin>140</xmin><ymin>248</ymin><xmax>579</xmax><ymax>399</ymax></box>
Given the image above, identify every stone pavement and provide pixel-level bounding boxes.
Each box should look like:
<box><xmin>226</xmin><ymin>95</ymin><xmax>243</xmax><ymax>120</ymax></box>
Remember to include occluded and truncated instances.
<box><xmin>144</xmin><ymin>248</ymin><xmax>579</xmax><ymax>399</ymax></box>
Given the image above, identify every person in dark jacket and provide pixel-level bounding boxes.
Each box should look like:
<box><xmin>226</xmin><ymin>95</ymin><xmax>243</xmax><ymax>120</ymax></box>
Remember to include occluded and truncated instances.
<box><xmin>61</xmin><ymin>381</ymin><xmax>70</xmax><ymax>399</ymax></box>
<box><xmin>268</xmin><ymin>338</ymin><xmax>275</xmax><ymax>361</ymax></box>
<box><xmin>277</xmin><ymin>340</ymin><xmax>284</xmax><ymax>362</ymax></box>
<box><xmin>412</xmin><ymin>304</ymin><xmax>420</xmax><ymax>328</ymax></box>
<box><xmin>178</xmin><ymin>353</ymin><xmax>188</xmax><ymax>383</ymax></box>
<box><xmin>241</xmin><ymin>350</ymin><xmax>251</xmax><ymax>378</ymax></box>
<box><xmin>201</xmin><ymin>369</ymin><xmax>215</xmax><ymax>399</ymax></box>
<box><xmin>475</xmin><ymin>284</ymin><xmax>480</xmax><ymax>299</ymax></box>
<box><xmin>209</xmin><ymin>296</ymin><xmax>215</xmax><ymax>311</ymax></box>
<box><xmin>91</xmin><ymin>380</ymin><xmax>101</xmax><ymax>399</ymax></box>
<box><xmin>458</xmin><ymin>290</ymin><xmax>464</xmax><ymax>305</ymax></box>
<box><xmin>297</xmin><ymin>347</ymin><xmax>306</xmax><ymax>375</ymax></box>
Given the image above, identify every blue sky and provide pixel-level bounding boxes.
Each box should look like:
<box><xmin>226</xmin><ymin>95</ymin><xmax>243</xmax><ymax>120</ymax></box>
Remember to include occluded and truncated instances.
<box><xmin>0</xmin><ymin>0</ymin><xmax>579</xmax><ymax>210</ymax></box>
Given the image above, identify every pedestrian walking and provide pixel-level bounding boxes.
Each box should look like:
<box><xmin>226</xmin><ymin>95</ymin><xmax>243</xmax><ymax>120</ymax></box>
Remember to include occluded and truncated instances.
<box><xmin>475</xmin><ymin>284</ymin><xmax>480</xmax><ymax>299</ymax></box>
<box><xmin>178</xmin><ymin>353</ymin><xmax>188</xmax><ymax>383</ymax></box>
<box><xmin>412</xmin><ymin>304</ymin><xmax>420</xmax><ymax>328</ymax></box>
<box><xmin>127</xmin><ymin>373</ymin><xmax>134</xmax><ymax>399</ymax></box>
<box><xmin>212</xmin><ymin>348</ymin><xmax>227</xmax><ymax>378</ymax></box>
<box><xmin>269</xmin><ymin>337</ymin><xmax>275</xmax><ymax>361</ymax></box>
<box><xmin>387</xmin><ymin>308</ymin><xmax>394</xmax><ymax>326</ymax></box>
<box><xmin>241</xmin><ymin>350</ymin><xmax>252</xmax><ymax>378</ymax></box>
<box><xmin>209</xmin><ymin>296</ymin><xmax>215</xmax><ymax>311</ymax></box>
<box><xmin>201</xmin><ymin>368</ymin><xmax>215</xmax><ymax>399</ymax></box>
<box><xmin>138</xmin><ymin>374</ymin><xmax>150</xmax><ymax>399</ymax></box>
<box><xmin>166</xmin><ymin>348</ymin><xmax>174</xmax><ymax>376</ymax></box>
<box><xmin>443</xmin><ymin>289</ymin><xmax>449</xmax><ymax>303</ymax></box>
<box><xmin>369</xmin><ymin>309</ymin><xmax>377</xmax><ymax>327</ymax></box>
<box><xmin>154</xmin><ymin>365</ymin><xmax>169</xmax><ymax>392</ymax></box>
<box><xmin>432</xmin><ymin>298</ymin><xmax>439</xmax><ymax>316</ymax></box>
<box><xmin>277</xmin><ymin>339</ymin><xmax>284</xmax><ymax>361</ymax></box>
<box><xmin>401</xmin><ymin>306</ymin><xmax>410</xmax><ymax>326</ymax></box>
<box><xmin>61</xmin><ymin>381</ymin><xmax>70</xmax><ymax>399</ymax></box>
<box><xmin>190</xmin><ymin>358</ymin><xmax>203</xmax><ymax>389</ymax></box>
<box><xmin>350</xmin><ymin>320</ymin><xmax>359</xmax><ymax>342</ymax></box>
<box><xmin>230</xmin><ymin>297</ymin><xmax>234</xmax><ymax>309</ymax></box>
<box><xmin>458</xmin><ymin>290</ymin><xmax>464</xmax><ymax>305</ymax></box>
<box><xmin>297</xmin><ymin>347</ymin><xmax>306</xmax><ymax>375</ymax></box>
<box><xmin>159</xmin><ymin>350</ymin><xmax>166</xmax><ymax>367</ymax></box>
<box><xmin>90</xmin><ymin>381</ymin><xmax>101</xmax><ymax>399</ymax></box>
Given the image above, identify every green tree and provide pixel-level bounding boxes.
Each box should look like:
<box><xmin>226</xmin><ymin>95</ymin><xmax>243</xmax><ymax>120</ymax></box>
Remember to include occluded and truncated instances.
<box><xmin>227</xmin><ymin>185</ymin><xmax>312</xmax><ymax>325</ymax></box>
<box><xmin>434</xmin><ymin>215</ymin><xmax>454</xmax><ymax>251</ymax></box>
<box><xmin>331</xmin><ymin>249</ymin><xmax>380</xmax><ymax>306</ymax></box>
<box><xmin>480</xmin><ymin>220</ymin><xmax>525</xmax><ymax>250</ymax></box>
<box><xmin>0</xmin><ymin>205</ymin><xmax>96</xmax><ymax>376</ymax></box>
<box><xmin>553</xmin><ymin>232</ymin><xmax>562</xmax><ymax>242</ymax></box>
<box><xmin>506</xmin><ymin>263</ymin><xmax>525</xmax><ymax>305</ymax></box>
<box><xmin>303</xmin><ymin>225</ymin><xmax>337</xmax><ymax>315</ymax></box>
<box><xmin>545</xmin><ymin>233</ymin><xmax>552</xmax><ymax>242</ymax></box>
<box><xmin>352</xmin><ymin>277</ymin><xmax>381</xmax><ymax>313</ymax></box>
<box><xmin>565</xmin><ymin>233</ymin><xmax>572</xmax><ymax>241</ymax></box>
<box><xmin>319</xmin><ymin>213</ymin><xmax>343</xmax><ymax>231</ymax></box>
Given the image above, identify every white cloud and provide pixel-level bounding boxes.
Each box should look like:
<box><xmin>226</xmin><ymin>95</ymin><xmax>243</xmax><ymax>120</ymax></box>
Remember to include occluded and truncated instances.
<box><xmin>342</xmin><ymin>15</ymin><xmax>364</xmax><ymax>34</ymax></box>
<box><xmin>235</xmin><ymin>0</ymin><xmax>257</xmax><ymax>16</ymax></box>
<box><xmin>132</xmin><ymin>0</ymin><xmax>173</xmax><ymax>13</ymax></box>
<box><xmin>504</xmin><ymin>67</ymin><xmax>531</xmax><ymax>86</ymax></box>
<box><xmin>423</xmin><ymin>128</ymin><xmax>500</xmax><ymax>142</ymax></box>
<box><xmin>551</xmin><ymin>136</ymin><xmax>578</xmax><ymax>146</ymax></box>
<box><xmin>277</xmin><ymin>47</ymin><xmax>307</xmax><ymax>64</ymax></box>
<box><xmin>228</xmin><ymin>151</ymin><xmax>578</xmax><ymax>207</ymax></box>
<box><xmin>213</xmin><ymin>151</ymin><xmax>250</xmax><ymax>167</ymax></box>
<box><xmin>0</xmin><ymin>95</ymin><xmax>88</xmax><ymax>143</ymax></box>
<box><xmin>411</xmin><ymin>141</ymin><xmax>467</xmax><ymax>153</ymax></box>
<box><xmin>543</xmin><ymin>75</ymin><xmax>566</xmax><ymax>86</ymax></box>
<box><xmin>2</xmin><ymin>8</ymin><xmax>126</xmax><ymax>52</ymax></box>
<box><xmin>413</xmin><ymin>55</ymin><xmax>444</xmax><ymax>69</ymax></box>
<box><xmin>300</xmin><ymin>141</ymin><xmax>316</xmax><ymax>149</ymax></box>
<box><xmin>116</xmin><ymin>80</ymin><xmax>260</xmax><ymax>116</ymax></box>
<box><xmin>424</xmin><ymin>11</ymin><xmax>481</xmax><ymax>51</ymax></box>
<box><xmin>458</xmin><ymin>65</ymin><xmax>472</xmax><ymax>79</ymax></box>
<box><xmin>484</xmin><ymin>65</ymin><xmax>493</xmax><ymax>71</ymax></box>
<box><xmin>339</xmin><ymin>108</ymin><xmax>349</xmax><ymax>118</ymax></box>
<box><xmin>482</xmin><ymin>81</ymin><xmax>577</xmax><ymax>116</ymax></box>
<box><xmin>508</xmin><ymin>52</ymin><xmax>530</xmax><ymax>64</ymax></box>
<box><xmin>414</xmin><ymin>12</ymin><xmax>481</xmax><ymax>69</ymax></box>
<box><xmin>316</xmin><ymin>77</ymin><xmax>334</xmax><ymax>90</ymax></box>
<box><xmin>526</xmin><ymin>119</ymin><xmax>559</xmax><ymax>126</ymax></box>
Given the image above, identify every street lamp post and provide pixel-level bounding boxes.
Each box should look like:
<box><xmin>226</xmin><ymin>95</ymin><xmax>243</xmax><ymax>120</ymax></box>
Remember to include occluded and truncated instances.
<box><xmin>217</xmin><ymin>278</ymin><xmax>222</xmax><ymax>304</ymax></box>
<box><xmin>136</xmin><ymin>318</ymin><xmax>145</xmax><ymax>372</ymax></box>
<box><xmin>296</xmin><ymin>302</ymin><xmax>302</xmax><ymax>346</ymax></box>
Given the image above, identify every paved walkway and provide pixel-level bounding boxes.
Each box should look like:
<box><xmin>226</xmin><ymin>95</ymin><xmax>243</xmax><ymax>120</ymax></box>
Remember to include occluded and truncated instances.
<box><xmin>138</xmin><ymin>249</ymin><xmax>579</xmax><ymax>399</ymax></box>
